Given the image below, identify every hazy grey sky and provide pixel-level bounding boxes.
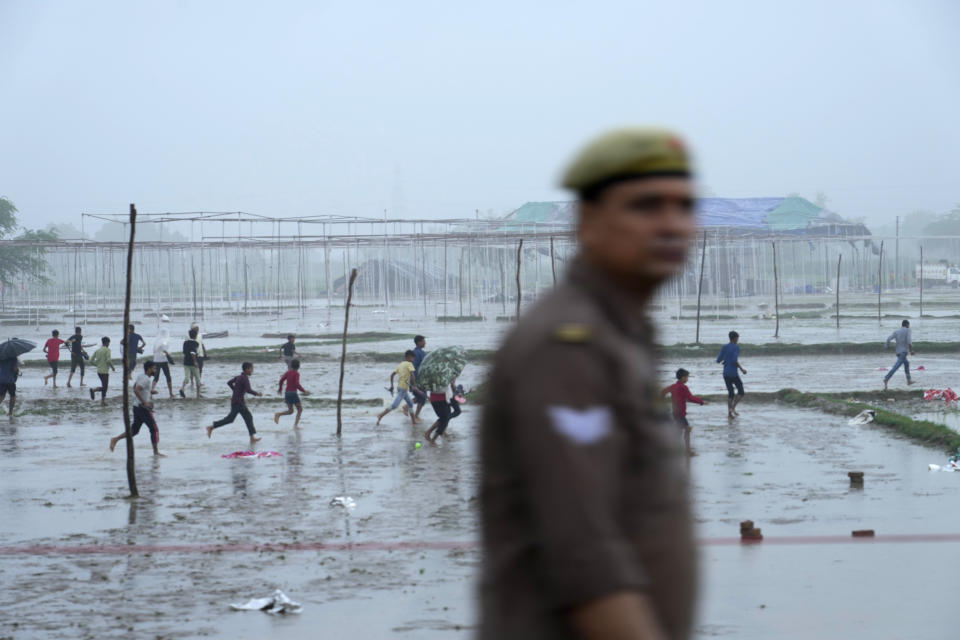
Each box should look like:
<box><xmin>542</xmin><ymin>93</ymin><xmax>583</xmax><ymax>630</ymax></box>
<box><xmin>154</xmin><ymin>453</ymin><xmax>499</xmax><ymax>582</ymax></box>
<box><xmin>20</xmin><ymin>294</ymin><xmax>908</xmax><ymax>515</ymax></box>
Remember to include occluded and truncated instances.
<box><xmin>2</xmin><ymin>0</ymin><xmax>958</xmax><ymax>233</ymax></box>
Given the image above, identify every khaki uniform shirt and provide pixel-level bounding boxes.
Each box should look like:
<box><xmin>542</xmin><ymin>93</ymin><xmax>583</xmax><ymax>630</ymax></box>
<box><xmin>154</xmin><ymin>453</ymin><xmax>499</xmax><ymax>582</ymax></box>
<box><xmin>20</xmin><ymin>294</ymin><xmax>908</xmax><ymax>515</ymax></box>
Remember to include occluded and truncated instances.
<box><xmin>479</xmin><ymin>259</ymin><xmax>697</xmax><ymax>639</ymax></box>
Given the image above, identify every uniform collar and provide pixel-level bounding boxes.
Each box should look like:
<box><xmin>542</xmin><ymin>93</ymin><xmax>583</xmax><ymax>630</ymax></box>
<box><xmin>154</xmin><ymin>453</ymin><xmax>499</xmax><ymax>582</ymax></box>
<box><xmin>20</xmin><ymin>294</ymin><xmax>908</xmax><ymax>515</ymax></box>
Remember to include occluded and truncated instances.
<box><xmin>566</xmin><ymin>257</ymin><xmax>655</xmax><ymax>341</ymax></box>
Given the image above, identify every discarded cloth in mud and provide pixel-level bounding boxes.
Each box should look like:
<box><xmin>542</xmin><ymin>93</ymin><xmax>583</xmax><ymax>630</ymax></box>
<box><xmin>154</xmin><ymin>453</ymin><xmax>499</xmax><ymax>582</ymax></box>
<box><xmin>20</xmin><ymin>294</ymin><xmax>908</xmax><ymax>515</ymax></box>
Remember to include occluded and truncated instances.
<box><xmin>848</xmin><ymin>409</ymin><xmax>875</xmax><ymax>425</ymax></box>
<box><xmin>230</xmin><ymin>589</ymin><xmax>302</xmax><ymax>614</ymax></box>
<box><xmin>222</xmin><ymin>450</ymin><xmax>284</xmax><ymax>459</ymax></box>
<box><xmin>329</xmin><ymin>496</ymin><xmax>356</xmax><ymax>509</ymax></box>
<box><xmin>923</xmin><ymin>388</ymin><xmax>958</xmax><ymax>404</ymax></box>
<box><xmin>928</xmin><ymin>462</ymin><xmax>960</xmax><ymax>472</ymax></box>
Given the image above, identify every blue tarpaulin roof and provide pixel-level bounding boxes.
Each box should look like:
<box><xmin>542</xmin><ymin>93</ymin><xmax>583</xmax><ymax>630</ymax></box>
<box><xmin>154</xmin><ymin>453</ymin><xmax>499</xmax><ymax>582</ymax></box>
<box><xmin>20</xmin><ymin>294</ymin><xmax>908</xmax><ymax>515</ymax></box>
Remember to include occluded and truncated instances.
<box><xmin>502</xmin><ymin>197</ymin><xmax>867</xmax><ymax>236</ymax></box>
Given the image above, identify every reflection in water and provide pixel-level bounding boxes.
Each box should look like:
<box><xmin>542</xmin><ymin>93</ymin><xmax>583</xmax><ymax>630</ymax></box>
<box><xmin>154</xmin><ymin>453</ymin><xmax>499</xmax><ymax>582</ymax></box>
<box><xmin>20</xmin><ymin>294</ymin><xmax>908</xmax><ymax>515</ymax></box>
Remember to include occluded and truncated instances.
<box><xmin>0</xmin><ymin>423</ymin><xmax>19</xmax><ymax>456</ymax></box>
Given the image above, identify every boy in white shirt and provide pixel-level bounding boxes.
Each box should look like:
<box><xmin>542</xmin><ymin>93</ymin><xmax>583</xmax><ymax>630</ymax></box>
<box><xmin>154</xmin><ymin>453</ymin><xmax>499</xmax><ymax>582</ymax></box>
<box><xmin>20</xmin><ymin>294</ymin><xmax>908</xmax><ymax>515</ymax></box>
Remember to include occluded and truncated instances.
<box><xmin>109</xmin><ymin>361</ymin><xmax>163</xmax><ymax>456</ymax></box>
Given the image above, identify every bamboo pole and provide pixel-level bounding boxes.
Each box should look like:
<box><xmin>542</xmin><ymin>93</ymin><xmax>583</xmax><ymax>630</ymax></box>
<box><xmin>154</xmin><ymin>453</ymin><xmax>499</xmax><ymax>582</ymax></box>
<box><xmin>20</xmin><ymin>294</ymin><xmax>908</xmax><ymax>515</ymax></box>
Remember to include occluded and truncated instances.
<box><xmin>459</xmin><ymin>246</ymin><xmax>465</xmax><ymax>317</ymax></box>
<box><xmin>919</xmin><ymin>245</ymin><xmax>923</xmax><ymax>318</ymax></box>
<box><xmin>515</xmin><ymin>239</ymin><xmax>523</xmax><ymax>320</ymax></box>
<box><xmin>772</xmin><ymin>241</ymin><xmax>780</xmax><ymax>338</ymax></box>
<box><xmin>695</xmin><ymin>231</ymin><xmax>706</xmax><ymax>344</ymax></box>
<box><xmin>877</xmin><ymin>240</ymin><xmax>884</xmax><ymax>322</ymax></box>
<box><xmin>836</xmin><ymin>254</ymin><xmax>842</xmax><ymax>329</ymax></box>
<box><xmin>122</xmin><ymin>204</ymin><xmax>138</xmax><ymax>498</ymax></box>
<box><xmin>336</xmin><ymin>268</ymin><xmax>358</xmax><ymax>437</ymax></box>
<box><xmin>550</xmin><ymin>236</ymin><xmax>557</xmax><ymax>288</ymax></box>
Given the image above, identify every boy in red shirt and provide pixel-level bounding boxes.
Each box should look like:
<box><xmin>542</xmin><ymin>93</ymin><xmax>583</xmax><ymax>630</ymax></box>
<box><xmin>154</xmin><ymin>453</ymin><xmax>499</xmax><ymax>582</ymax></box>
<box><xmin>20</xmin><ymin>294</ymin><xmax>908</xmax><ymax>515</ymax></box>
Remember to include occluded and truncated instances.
<box><xmin>661</xmin><ymin>368</ymin><xmax>706</xmax><ymax>455</ymax></box>
<box><xmin>274</xmin><ymin>359</ymin><xmax>310</xmax><ymax>428</ymax></box>
<box><xmin>43</xmin><ymin>330</ymin><xmax>66</xmax><ymax>388</ymax></box>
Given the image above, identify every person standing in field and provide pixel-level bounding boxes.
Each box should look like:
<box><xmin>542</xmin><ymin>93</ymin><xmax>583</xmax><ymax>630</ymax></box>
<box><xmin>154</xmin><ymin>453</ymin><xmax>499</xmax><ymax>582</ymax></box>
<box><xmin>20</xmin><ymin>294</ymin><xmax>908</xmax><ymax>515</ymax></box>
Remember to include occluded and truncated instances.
<box><xmin>274</xmin><ymin>358</ymin><xmax>309</xmax><ymax>428</ymax></box>
<box><xmin>717</xmin><ymin>330</ymin><xmax>746</xmax><ymax>419</ymax></box>
<box><xmin>65</xmin><ymin>326</ymin><xmax>87</xmax><ymax>388</ymax></box>
<box><xmin>205</xmin><ymin>362</ymin><xmax>262</xmax><ymax>444</ymax></box>
<box><xmin>120</xmin><ymin>324</ymin><xmax>145</xmax><ymax>380</ymax></box>
<box><xmin>43</xmin><ymin>329</ymin><xmax>66</xmax><ymax>388</ymax></box>
<box><xmin>410</xmin><ymin>335</ymin><xmax>428</xmax><ymax>420</ymax></box>
<box><xmin>89</xmin><ymin>337</ymin><xmax>116</xmax><ymax>404</ymax></box>
<box><xmin>280</xmin><ymin>334</ymin><xmax>299</xmax><ymax>369</ymax></box>
<box><xmin>152</xmin><ymin>328</ymin><xmax>175</xmax><ymax>398</ymax></box>
<box><xmin>480</xmin><ymin>128</ymin><xmax>698</xmax><ymax>639</ymax></box>
<box><xmin>883</xmin><ymin>319</ymin><xmax>914</xmax><ymax>390</ymax></box>
<box><xmin>109</xmin><ymin>361</ymin><xmax>163</xmax><ymax>456</ymax></box>
<box><xmin>190</xmin><ymin>322</ymin><xmax>208</xmax><ymax>383</ymax></box>
<box><xmin>179</xmin><ymin>328</ymin><xmax>201</xmax><ymax>399</ymax></box>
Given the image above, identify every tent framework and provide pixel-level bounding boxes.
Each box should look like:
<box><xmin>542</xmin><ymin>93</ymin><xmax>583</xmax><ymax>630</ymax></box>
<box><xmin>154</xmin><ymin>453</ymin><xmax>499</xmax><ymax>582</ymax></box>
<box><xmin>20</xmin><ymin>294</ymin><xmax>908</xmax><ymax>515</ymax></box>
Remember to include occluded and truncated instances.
<box><xmin>0</xmin><ymin>210</ymin><xmax>955</xmax><ymax>326</ymax></box>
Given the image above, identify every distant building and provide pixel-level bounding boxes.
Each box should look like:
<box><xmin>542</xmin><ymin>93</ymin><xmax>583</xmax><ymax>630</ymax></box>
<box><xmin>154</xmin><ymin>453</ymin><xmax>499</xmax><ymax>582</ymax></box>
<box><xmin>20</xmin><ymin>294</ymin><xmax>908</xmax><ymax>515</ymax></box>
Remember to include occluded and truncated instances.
<box><xmin>501</xmin><ymin>196</ymin><xmax>871</xmax><ymax>238</ymax></box>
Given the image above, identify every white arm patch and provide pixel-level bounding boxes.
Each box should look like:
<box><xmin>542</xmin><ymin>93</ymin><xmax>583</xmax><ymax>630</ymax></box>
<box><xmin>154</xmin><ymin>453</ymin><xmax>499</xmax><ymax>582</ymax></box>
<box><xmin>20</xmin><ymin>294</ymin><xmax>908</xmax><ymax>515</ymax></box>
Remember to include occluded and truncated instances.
<box><xmin>547</xmin><ymin>406</ymin><xmax>614</xmax><ymax>445</ymax></box>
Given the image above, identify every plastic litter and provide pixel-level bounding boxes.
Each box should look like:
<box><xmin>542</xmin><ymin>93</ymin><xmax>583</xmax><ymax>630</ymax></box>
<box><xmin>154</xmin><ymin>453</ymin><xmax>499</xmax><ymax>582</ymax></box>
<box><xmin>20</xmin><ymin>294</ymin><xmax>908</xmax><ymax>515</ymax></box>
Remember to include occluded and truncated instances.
<box><xmin>923</xmin><ymin>388</ymin><xmax>958</xmax><ymax>404</ymax></box>
<box><xmin>928</xmin><ymin>448</ymin><xmax>960</xmax><ymax>472</ymax></box>
<box><xmin>222</xmin><ymin>451</ymin><xmax>283</xmax><ymax>459</ymax></box>
<box><xmin>230</xmin><ymin>589</ymin><xmax>302</xmax><ymax>614</ymax></box>
<box><xmin>916</xmin><ymin>365</ymin><xmax>927</xmax><ymax>371</ymax></box>
<box><xmin>848</xmin><ymin>409</ymin><xmax>875</xmax><ymax>425</ymax></box>
<box><xmin>329</xmin><ymin>496</ymin><xmax>356</xmax><ymax>509</ymax></box>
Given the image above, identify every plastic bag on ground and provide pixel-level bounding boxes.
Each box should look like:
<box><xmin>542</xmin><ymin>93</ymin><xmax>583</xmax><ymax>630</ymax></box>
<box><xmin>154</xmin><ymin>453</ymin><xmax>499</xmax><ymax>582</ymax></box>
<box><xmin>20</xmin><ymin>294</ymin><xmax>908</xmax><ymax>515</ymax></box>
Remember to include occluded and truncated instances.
<box><xmin>230</xmin><ymin>589</ymin><xmax>302</xmax><ymax>614</ymax></box>
<box><xmin>848</xmin><ymin>409</ymin><xmax>875</xmax><ymax>425</ymax></box>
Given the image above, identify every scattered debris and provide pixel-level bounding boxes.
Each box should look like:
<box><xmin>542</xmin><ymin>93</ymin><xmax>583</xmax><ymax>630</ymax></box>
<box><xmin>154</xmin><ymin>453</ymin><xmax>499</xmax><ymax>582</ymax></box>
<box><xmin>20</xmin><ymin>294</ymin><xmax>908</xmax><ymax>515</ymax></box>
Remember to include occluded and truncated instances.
<box><xmin>329</xmin><ymin>496</ymin><xmax>356</xmax><ymax>509</ymax></box>
<box><xmin>848</xmin><ymin>471</ymin><xmax>864</xmax><ymax>486</ymax></box>
<box><xmin>222</xmin><ymin>451</ymin><xmax>283</xmax><ymax>459</ymax></box>
<box><xmin>848</xmin><ymin>410</ymin><xmax>875</xmax><ymax>425</ymax></box>
<box><xmin>851</xmin><ymin>529</ymin><xmax>875</xmax><ymax>537</ymax></box>
<box><xmin>230</xmin><ymin>589</ymin><xmax>302</xmax><ymax>614</ymax></box>
<box><xmin>924</xmin><ymin>388</ymin><xmax>958</xmax><ymax>404</ymax></box>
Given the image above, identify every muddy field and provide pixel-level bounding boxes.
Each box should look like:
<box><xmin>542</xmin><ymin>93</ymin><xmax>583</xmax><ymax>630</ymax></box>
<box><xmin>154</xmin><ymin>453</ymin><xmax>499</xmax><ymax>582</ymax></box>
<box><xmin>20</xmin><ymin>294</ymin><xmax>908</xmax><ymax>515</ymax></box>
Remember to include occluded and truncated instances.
<box><xmin>3</xmin><ymin>302</ymin><xmax>960</xmax><ymax>638</ymax></box>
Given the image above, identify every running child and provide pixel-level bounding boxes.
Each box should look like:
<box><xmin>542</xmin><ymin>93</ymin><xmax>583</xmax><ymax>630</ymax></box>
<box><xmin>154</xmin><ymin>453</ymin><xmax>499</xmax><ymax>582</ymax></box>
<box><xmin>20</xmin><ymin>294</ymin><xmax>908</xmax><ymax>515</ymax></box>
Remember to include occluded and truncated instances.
<box><xmin>89</xmin><ymin>337</ymin><xmax>116</xmax><ymax>404</ymax></box>
<box><xmin>205</xmin><ymin>362</ymin><xmax>262</xmax><ymax>444</ymax></box>
<box><xmin>109</xmin><ymin>361</ymin><xmax>163</xmax><ymax>456</ymax></box>
<box><xmin>376</xmin><ymin>350</ymin><xmax>421</xmax><ymax>426</ymax></box>
<box><xmin>65</xmin><ymin>326</ymin><xmax>88</xmax><ymax>388</ymax></box>
<box><xmin>661</xmin><ymin>368</ymin><xmax>706</xmax><ymax>455</ymax></box>
<box><xmin>43</xmin><ymin>329</ymin><xmax>66</xmax><ymax>388</ymax></box>
<box><xmin>717</xmin><ymin>330</ymin><xmax>747</xmax><ymax>418</ymax></box>
<box><xmin>423</xmin><ymin>379</ymin><xmax>464</xmax><ymax>444</ymax></box>
<box><xmin>274</xmin><ymin>358</ymin><xmax>310</xmax><ymax>428</ymax></box>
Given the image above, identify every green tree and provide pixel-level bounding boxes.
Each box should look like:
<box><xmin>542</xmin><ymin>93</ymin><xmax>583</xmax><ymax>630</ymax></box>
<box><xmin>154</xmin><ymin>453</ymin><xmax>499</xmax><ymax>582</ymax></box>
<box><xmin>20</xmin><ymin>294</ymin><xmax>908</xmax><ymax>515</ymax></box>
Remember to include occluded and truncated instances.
<box><xmin>923</xmin><ymin>204</ymin><xmax>960</xmax><ymax>237</ymax></box>
<box><xmin>0</xmin><ymin>196</ymin><xmax>58</xmax><ymax>285</ymax></box>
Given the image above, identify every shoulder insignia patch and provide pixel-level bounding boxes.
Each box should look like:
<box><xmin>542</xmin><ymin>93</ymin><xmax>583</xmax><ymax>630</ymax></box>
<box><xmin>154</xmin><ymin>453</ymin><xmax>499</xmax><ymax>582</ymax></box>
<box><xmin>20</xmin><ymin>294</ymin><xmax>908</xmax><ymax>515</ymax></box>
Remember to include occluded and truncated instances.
<box><xmin>554</xmin><ymin>323</ymin><xmax>592</xmax><ymax>343</ymax></box>
<box><xmin>547</xmin><ymin>406</ymin><xmax>613</xmax><ymax>445</ymax></box>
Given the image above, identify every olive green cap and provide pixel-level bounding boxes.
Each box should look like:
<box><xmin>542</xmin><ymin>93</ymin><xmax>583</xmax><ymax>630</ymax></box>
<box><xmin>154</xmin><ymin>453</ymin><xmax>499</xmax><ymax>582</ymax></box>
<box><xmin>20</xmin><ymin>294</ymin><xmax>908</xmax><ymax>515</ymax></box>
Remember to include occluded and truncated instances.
<box><xmin>561</xmin><ymin>127</ymin><xmax>692</xmax><ymax>195</ymax></box>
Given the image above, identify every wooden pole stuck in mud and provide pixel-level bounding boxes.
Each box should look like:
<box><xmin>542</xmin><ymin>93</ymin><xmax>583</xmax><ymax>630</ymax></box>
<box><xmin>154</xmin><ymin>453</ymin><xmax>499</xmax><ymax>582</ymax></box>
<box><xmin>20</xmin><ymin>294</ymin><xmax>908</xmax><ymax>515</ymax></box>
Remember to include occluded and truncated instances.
<box><xmin>877</xmin><ymin>240</ymin><xmax>884</xmax><ymax>322</ymax></box>
<box><xmin>772</xmin><ymin>241</ymin><xmax>780</xmax><ymax>338</ymax></box>
<box><xmin>836</xmin><ymin>254</ymin><xmax>842</xmax><ymax>329</ymax></box>
<box><xmin>515</xmin><ymin>239</ymin><xmax>523</xmax><ymax>320</ymax></box>
<box><xmin>122</xmin><ymin>204</ymin><xmax>139</xmax><ymax>498</ymax></box>
<box><xmin>336</xmin><ymin>268</ymin><xmax>358</xmax><ymax>437</ymax></box>
<box><xmin>919</xmin><ymin>245</ymin><xmax>924</xmax><ymax>317</ymax></box>
<box><xmin>695</xmin><ymin>231</ymin><xmax>707</xmax><ymax>344</ymax></box>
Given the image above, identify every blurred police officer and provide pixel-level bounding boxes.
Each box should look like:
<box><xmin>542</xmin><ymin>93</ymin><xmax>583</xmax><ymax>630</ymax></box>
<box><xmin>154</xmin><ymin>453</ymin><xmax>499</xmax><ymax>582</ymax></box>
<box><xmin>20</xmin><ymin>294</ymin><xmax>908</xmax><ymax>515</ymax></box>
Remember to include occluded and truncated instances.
<box><xmin>480</xmin><ymin>128</ymin><xmax>698</xmax><ymax>639</ymax></box>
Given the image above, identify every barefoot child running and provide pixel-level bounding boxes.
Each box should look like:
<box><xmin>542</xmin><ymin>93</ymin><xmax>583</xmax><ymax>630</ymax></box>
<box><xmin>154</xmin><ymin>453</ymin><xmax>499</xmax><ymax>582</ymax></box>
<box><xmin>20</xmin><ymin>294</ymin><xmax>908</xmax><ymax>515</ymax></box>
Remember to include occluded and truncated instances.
<box><xmin>661</xmin><ymin>368</ymin><xmax>706</xmax><ymax>455</ymax></box>
<box><xmin>89</xmin><ymin>337</ymin><xmax>116</xmax><ymax>405</ymax></box>
<box><xmin>109</xmin><ymin>361</ymin><xmax>163</xmax><ymax>456</ymax></box>
<box><xmin>43</xmin><ymin>330</ymin><xmax>65</xmax><ymax>388</ymax></box>
<box><xmin>376</xmin><ymin>350</ymin><xmax>421</xmax><ymax>426</ymax></box>
<box><xmin>206</xmin><ymin>362</ymin><xmax>262</xmax><ymax>444</ymax></box>
<box><xmin>274</xmin><ymin>358</ymin><xmax>309</xmax><ymax>428</ymax></box>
